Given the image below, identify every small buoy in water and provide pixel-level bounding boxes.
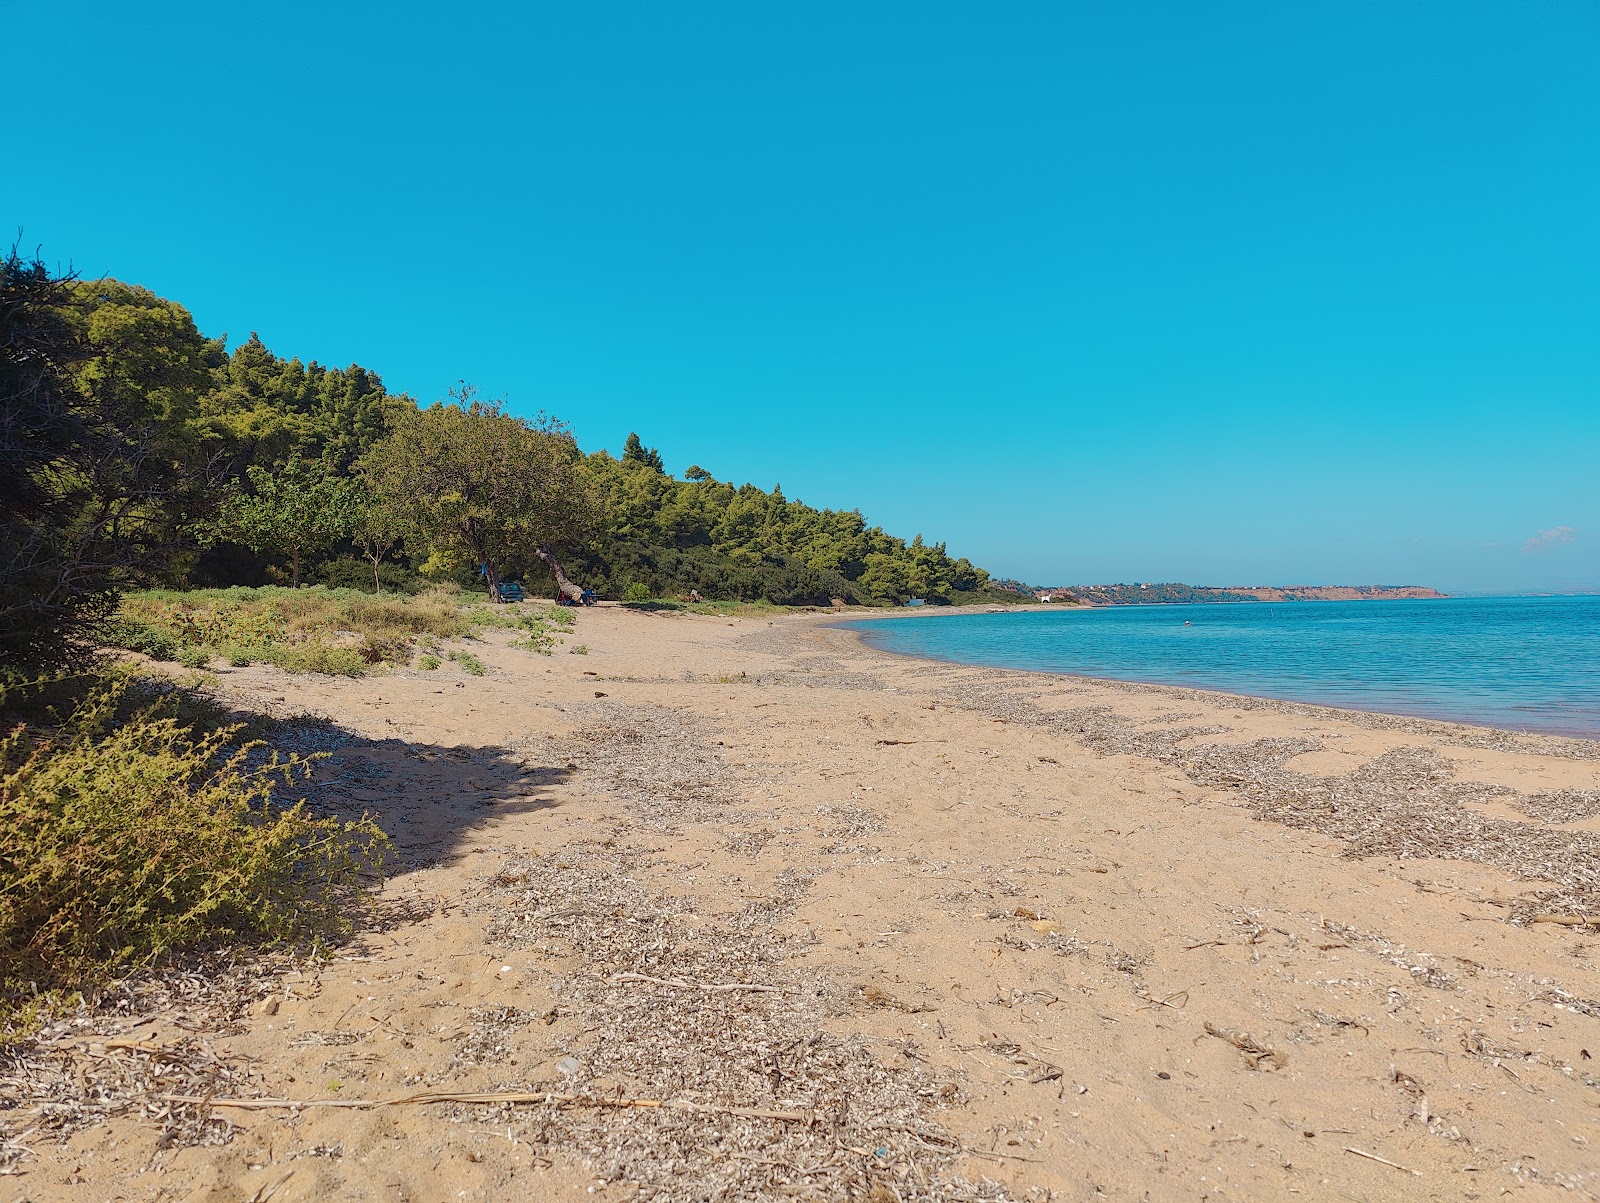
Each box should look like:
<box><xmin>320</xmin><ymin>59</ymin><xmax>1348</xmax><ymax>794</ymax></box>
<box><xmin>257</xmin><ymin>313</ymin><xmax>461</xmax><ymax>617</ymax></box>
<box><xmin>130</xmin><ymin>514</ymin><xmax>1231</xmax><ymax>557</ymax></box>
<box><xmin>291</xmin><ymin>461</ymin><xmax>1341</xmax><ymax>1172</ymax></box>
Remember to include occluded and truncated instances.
<box><xmin>1184</xmin><ymin>620</ymin><xmax>1191</xmax><ymax>626</ymax></box>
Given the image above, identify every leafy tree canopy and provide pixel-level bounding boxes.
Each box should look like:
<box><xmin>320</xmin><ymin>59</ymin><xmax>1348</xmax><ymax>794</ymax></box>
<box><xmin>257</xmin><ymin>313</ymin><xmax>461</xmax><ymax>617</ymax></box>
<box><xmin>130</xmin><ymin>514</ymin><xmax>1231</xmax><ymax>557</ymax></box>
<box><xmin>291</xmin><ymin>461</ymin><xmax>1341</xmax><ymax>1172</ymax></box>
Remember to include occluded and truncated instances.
<box><xmin>360</xmin><ymin>387</ymin><xmax>597</xmax><ymax>600</ymax></box>
<box><xmin>1</xmin><ymin>255</ymin><xmax>214</xmax><ymax>668</ymax></box>
<box><xmin>214</xmin><ymin>452</ymin><xmax>361</xmax><ymax>588</ymax></box>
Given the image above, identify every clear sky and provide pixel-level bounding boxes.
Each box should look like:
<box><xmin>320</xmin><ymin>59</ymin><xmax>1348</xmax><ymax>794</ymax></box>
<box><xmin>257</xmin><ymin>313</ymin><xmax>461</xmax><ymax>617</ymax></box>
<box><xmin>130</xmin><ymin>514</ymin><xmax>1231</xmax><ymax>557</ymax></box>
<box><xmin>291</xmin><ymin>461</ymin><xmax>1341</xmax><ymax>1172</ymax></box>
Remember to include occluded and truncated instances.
<box><xmin>11</xmin><ymin>1</ymin><xmax>1598</xmax><ymax>593</ymax></box>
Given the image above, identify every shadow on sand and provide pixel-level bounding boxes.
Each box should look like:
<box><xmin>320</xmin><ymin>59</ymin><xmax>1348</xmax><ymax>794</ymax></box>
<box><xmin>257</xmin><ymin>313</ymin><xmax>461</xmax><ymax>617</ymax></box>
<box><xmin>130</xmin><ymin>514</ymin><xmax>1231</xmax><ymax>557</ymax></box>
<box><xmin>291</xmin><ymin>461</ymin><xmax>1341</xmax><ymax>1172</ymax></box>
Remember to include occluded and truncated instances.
<box><xmin>255</xmin><ymin>712</ymin><xmax>570</xmax><ymax>875</ymax></box>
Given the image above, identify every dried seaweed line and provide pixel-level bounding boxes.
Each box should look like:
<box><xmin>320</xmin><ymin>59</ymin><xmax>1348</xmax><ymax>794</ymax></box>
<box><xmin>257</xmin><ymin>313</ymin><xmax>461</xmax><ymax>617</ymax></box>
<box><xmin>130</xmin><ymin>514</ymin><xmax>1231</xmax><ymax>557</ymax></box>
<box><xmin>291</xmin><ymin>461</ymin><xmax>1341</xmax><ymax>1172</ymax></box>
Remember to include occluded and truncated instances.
<box><xmin>162</xmin><ymin>1091</ymin><xmax>815</xmax><ymax>1123</ymax></box>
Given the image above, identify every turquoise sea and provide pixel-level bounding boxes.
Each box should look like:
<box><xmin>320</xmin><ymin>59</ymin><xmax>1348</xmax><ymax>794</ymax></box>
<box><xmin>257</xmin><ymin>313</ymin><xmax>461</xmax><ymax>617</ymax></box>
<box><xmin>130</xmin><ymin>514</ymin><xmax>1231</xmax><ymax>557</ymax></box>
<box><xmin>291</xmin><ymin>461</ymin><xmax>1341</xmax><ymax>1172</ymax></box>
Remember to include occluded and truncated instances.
<box><xmin>853</xmin><ymin>595</ymin><xmax>1600</xmax><ymax>738</ymax></box>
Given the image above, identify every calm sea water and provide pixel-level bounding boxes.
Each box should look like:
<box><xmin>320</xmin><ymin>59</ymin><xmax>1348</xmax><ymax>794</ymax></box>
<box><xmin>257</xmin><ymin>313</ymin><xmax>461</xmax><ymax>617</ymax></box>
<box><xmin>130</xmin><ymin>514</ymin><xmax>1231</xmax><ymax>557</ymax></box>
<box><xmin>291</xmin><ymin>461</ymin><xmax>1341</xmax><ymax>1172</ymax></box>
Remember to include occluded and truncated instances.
<box><xmin>853</xmin><ymin>595</ymin><xmax>1600</xmax><ymax>738</ymax></box>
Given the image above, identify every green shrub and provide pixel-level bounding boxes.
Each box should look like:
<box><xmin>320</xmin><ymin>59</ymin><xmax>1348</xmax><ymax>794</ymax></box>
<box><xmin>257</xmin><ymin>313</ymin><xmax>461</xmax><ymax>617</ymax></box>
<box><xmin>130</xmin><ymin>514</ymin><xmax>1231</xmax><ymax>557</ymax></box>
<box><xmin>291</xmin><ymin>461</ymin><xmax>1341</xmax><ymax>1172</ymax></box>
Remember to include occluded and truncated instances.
<box><xmin>310</xmin><ymin>556</ymin><xmax>427</xmax><ymax>595</ymax></box>
<box><xmin>176</xmin><ymin>645</ymin><xmax>210</xmax><ymax>669</ymax></box>
<box><xmin>623</xmin><ymin>582</ymin><xmax>651</xmax><ymax>604</ymax></box>
<box><xmin>509</xmin><ymin>630</ymin><xmax>556</xmax><ymax>655</ymax></box>
<box><xmin>417</xmin><ymin>653</ymin><xmax>442</xmax><ymax>671</ymax></box>
<box><xmin>225</xmin><ymin>647</ymin><xmax>254</xmax><ymax>667</ymax></box>
<box><xmin>0</xmin><ymin>673</ymin><xmax>390</xmax><ymax>1015</ymax></box>
<box><xmin>506</xmin><ymin>611</ymin><xmax>559</xmax><ymax>655</ymax></box>
<box><xmin>100</xmin><ymin>619</ymin><xmax>180</xmax><ymax>662</ymax></box>
<box><xmin>257</xmin><ymin>644</ymin><xmax>368</xmax><ymax>677</ymax></box>
<box><xmin>448</xmin><ymin>650</ymin><xmax>486</xmax><ymax>676</ymax></box>
<box><xmin>547</xmin><ymin>608</ymin><xmax>575</xmax><ymax>627</ymax></box>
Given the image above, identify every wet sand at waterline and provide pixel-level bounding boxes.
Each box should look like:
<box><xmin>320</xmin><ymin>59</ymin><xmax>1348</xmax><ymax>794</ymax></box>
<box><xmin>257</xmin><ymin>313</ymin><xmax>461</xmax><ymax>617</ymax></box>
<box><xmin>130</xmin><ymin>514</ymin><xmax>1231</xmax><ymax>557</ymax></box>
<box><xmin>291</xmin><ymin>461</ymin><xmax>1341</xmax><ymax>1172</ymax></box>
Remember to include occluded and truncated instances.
<box><xmin>7</xmin><ymin>605</ymin><xmax>1600</xmax><ymax>1202</ymax></box>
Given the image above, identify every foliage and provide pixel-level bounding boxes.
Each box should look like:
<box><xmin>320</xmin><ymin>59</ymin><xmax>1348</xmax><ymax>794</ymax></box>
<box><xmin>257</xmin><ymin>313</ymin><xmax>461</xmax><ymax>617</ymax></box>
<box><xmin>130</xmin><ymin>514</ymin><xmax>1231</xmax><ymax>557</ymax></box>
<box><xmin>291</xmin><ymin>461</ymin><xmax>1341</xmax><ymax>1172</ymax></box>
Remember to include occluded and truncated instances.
<box><xmin>107</xmin><ymin>587</ymin><xmax>467</xmax><ymax>675</ymax></box>
<box><xmin>417</xmin><ymin>652</ymin><xmax>442</xmax><ymax>670</ymax></box>
<box><xmin>447</xmin><ymin>650</ymin><xmax>486</xmax><ymax>676</ymax></box>
<box><xmin>622</xmin><ymin>431</ymin><xmax>665</xmax><ymax>473</ymax></box>
<box><xmin>312</xmin><ymin>554</ymin><xmax>423</xmax><ymax>595</ymax></box>
<box><xmin>258</xmin><ymin>643</ymin><xmax>369</xmax><ymax>676</ymax></box>
<box><xmin>196</xmin><ymin>332</ymin><xmax>410</xmax><ymax>474</ymax></box>
<box><xmin>505</xmin><ymin>609</ymin><xmax>563</xmax><ymax>655</ymax></box>
<box><xmin>623</xmin><ymin>582</ymin><xmax>651</xmax><ymax>604</ymax></box>
<box><xmin>176</xmin><ymin>644</ymin><xmax>210</xmax><ymax>669</ymax></box>
<box><xmin>5</xmin><ymin>254</ymin><xmax>1013</xmax><ymax>637</ymax></box>
<box><xmin>573</xmin><ymin>452</ymin><xmax>1009</xmax><ymax>606</ymax></box>
<box><xmin>0</xmin><ymin>673</ymin><xmax>390</xmax><ymax>1010</ymax></box>
<box><xmin>351</xmin><ymin>483</ymin><xmax>406</xmax><ymax>593</ymax></box>
<box><xmin>215</xmin><ymin>452</ymin><xmax>362</xmax><ymax>588</ymax></box>
<box><xmin>360</xmin><ymin>386</ymin><xmax>598</xmax><ymax>601</ymax></box>
<box><xmin>0</xmin><ymin>253</ymin><xmax>202</xmax><ymax>671</ymax></box>
<box><xmin>100</xmin><ymin>618</ymin><xmax>178</xmax><ymax>661</ymax></box>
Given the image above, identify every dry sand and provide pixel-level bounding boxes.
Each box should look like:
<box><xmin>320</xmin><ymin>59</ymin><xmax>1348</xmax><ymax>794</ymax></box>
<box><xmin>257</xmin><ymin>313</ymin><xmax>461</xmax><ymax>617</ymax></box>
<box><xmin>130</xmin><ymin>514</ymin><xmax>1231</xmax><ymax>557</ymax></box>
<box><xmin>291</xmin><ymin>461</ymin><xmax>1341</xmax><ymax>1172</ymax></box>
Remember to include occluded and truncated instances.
<box><xmin>5</xmin><ymin>605</ymin><xmax>1600</xmax><ymax>1202</ymax></box>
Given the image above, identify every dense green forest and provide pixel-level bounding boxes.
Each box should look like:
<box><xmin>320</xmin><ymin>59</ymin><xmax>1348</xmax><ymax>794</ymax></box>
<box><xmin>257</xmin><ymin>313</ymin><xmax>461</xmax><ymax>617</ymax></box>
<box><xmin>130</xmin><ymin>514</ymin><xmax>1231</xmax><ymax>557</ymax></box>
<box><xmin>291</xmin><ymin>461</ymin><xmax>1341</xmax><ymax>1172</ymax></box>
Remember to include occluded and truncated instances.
<box><xmin>2</xmin><ymin>250</ymin><xmax>1013</xmax><ymax>669</ymax></box>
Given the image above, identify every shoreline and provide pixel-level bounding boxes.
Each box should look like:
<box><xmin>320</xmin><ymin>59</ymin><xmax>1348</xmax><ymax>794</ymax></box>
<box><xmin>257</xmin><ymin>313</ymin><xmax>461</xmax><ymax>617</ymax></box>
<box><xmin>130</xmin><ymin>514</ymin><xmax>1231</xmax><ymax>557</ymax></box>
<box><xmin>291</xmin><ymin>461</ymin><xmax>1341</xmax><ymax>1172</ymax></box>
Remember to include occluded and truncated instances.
<box><xmin>9</xmin><ymin>606</ymin><xmax>1600</xmax><ymax>1201</ymax></box>
<box><xmin>832</xmin><ymin>604</ymin><xmax>1600</xmax><ymax>745</ymax></box>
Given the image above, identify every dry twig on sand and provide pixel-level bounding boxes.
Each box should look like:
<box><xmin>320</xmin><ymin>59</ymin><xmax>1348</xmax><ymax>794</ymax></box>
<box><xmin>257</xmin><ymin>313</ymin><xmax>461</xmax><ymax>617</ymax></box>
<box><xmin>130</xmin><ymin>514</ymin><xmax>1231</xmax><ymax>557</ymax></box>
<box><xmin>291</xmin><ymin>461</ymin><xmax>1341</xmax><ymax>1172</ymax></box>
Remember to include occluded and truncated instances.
<box><xmin>608</xmin><ymin>971</ymin><xmax>796</xmax><ymax>994</ymax></box>
<box><xmin>1343</xmin><ymin>1146</ymin><xmax>1421</xmax><ymax>1176</ymax></box>
<box><xmin>1202</xmin><ymin>1022</ymin><xmax>1286</xmax><ymax>1071</ymax></box>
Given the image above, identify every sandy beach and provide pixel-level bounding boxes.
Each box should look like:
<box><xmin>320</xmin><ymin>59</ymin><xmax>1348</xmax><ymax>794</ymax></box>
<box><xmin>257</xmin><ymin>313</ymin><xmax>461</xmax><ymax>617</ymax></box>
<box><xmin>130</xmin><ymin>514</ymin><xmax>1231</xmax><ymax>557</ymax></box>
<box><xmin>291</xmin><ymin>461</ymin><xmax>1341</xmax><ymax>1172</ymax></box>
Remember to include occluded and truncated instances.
<box><xmin>7</xmin><ymin>604</ymin><xmax>1600</xmax><ymax>1202</ymax></box>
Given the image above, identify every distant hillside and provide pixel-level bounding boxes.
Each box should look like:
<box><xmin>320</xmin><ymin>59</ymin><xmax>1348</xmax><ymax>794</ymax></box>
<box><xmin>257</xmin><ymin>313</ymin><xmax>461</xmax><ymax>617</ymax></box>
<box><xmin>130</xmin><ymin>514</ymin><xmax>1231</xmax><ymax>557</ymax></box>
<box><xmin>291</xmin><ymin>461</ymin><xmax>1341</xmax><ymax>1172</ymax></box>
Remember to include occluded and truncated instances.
<box><xmin>1026</xmin><ymin>583</ymin><xmax>1447</xmax><ymax>606</ymax></box>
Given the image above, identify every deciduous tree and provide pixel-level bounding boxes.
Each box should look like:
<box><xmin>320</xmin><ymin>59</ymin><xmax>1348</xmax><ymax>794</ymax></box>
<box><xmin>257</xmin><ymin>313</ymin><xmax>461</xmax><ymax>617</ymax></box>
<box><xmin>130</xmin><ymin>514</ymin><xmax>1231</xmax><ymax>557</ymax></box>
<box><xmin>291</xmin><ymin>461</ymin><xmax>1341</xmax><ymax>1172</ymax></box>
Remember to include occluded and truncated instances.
<box><xmin>215</xmin><ymin>452</ymin><xmax>359</xmax><ymax>587</ymax></box>
<box><xmin>360</xmin><ymin>388</ymin><xmax>597</xmax><ymax>601</ymax></box>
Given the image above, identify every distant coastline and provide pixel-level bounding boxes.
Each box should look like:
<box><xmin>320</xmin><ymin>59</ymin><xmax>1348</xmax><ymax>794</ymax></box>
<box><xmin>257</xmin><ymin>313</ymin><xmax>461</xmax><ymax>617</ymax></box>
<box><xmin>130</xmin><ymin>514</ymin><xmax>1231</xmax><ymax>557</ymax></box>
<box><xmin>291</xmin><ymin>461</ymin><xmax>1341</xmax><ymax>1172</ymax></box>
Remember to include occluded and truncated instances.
<box><xmin>992</xmin><ymin>581</ymin><xmax>1447</xmax><ymax>606</ymax></box>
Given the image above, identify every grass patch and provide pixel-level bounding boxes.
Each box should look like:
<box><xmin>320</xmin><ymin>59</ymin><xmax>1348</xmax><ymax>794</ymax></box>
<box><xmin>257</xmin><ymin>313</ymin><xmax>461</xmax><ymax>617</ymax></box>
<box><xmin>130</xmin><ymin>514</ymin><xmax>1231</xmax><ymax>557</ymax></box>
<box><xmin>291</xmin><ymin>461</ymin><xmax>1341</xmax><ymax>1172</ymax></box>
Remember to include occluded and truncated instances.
<box><xmin>108</xmin><ymin>586</ymin><xmax>471</xmax><ymax>676</ymax></box>
<box><xmin>100</xmin><ymin>618</ymin><xmax>178</xmax><ymax>661</ymax></box>
<box><xmin>505</xmin><ymin>609</ymin><xmax>565</xmax><ymax>656</ymax></box>
<box><xmin>0</xmin><ymin>671</ymin><xmax>390</xmax><ymax>1028</ymax></box>
<box><xmin>448</xmin><ymin>650</ymin><xmax>486</xmax><ymax>676</ymax></box>
<box><xmin>255</xmin><ymin>644</ymin><xmax>368</xmax><ymax>677</ymax></box>
<box><xmin>176</xmin><ymin>645</ymin><xmax>210</xmax><ymax>669</ymax></box>
<box><xmin>461</xmin><ymin>599</ymin><xmax>574</xmax><ymax>632</ymax></box>
<box><xmin>417</xmin><ymin>653</ymin><xmax>442</xmax><ymax>671</ymax></box>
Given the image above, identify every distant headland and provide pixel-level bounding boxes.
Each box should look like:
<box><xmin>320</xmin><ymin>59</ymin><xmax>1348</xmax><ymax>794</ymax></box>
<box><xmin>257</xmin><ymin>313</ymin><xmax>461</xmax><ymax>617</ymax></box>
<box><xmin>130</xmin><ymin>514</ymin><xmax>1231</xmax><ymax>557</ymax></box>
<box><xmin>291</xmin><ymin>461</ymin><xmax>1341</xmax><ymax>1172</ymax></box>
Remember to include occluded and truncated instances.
<box><xmin>992</xmin><ymin>582</ymin><xmax>1448</xmax><ymax>606</ymax></box>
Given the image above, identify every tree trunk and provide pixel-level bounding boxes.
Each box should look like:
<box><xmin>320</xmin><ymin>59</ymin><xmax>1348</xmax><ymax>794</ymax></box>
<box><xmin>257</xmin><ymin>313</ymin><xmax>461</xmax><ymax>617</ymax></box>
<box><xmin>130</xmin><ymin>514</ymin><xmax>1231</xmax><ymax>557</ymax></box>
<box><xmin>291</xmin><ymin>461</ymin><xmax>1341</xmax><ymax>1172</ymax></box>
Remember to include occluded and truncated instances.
<box><xmin>370</xmin><ymin>555</ymin><xmax>382</xmax><ymax>594</ymax></box>
<box><xmin>484</xmin><ymin>558</ymin><xmax>503</xmax><ymax>602</ymax></box>
<box><xmin>534</xmin><ymin>545</ymin><xmax>585</xmax><ymax>602</ymax></box>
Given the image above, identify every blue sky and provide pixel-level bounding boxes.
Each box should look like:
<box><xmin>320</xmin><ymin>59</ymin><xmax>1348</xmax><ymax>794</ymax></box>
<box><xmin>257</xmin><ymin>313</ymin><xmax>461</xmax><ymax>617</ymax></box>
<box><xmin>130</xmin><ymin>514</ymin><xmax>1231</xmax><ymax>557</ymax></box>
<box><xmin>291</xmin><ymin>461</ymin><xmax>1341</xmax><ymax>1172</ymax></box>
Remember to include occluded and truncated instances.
<box><xmin>11</xmin><ymin>1</ymin><xmax>1597</xmax><ymax>593</ymax></box>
